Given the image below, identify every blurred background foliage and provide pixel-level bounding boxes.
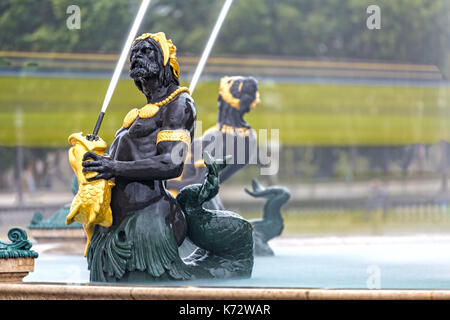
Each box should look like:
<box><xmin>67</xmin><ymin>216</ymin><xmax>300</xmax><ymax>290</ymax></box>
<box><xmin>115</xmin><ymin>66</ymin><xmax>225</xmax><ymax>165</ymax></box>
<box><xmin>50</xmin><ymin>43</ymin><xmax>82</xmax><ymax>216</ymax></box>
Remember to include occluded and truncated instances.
<box><xmin>0</xmin><ymin>0</ymin><xmax>449</xmax><ymax>72</ymax></box>
<box><xmin>0</xmin><ymin>0</ymin><xmax>449</xmax><ymax>148</ymax></box>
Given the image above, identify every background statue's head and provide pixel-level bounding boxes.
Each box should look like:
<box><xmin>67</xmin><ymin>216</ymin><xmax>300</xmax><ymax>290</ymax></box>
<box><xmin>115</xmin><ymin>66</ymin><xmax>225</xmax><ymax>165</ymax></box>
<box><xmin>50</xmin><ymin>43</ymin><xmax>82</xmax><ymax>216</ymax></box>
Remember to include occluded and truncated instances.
<box><xmin>217</xmin><ymin>76</ymin><xmax>260</xmax><ymax>127</ymax></box>
<box><xmin>129</xmin><ymin>32</ymin><xmax>180</xmax><ymax>94</ymax></box>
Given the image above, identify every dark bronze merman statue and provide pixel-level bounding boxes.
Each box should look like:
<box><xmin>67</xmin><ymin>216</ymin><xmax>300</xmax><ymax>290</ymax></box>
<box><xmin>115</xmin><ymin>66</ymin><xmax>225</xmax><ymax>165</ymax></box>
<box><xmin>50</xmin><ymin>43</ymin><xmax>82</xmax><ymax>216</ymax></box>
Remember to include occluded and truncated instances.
<box><xmin>66</xmin><ymin>32</ymin><xmax>254</xmax><ymax>282</ymax></box>
<box><xmin>81</xmin><ymin>32</ymin><xmax>193</xmax><ymax>282</ymax></box>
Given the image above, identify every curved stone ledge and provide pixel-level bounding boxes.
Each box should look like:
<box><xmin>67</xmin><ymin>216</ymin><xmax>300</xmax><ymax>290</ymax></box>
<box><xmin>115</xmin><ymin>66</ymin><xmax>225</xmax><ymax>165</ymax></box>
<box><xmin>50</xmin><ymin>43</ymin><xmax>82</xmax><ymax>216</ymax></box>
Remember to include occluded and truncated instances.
<box><xmin>28</xmin><ymin>229</ymin><xmax>86</xmax><ymax>255</ymax></box>
<box><xmin>28</xmin><ymin>228</ymin><xmax>86</xmax><ymax>241</ymax></box>
<box><xmin>1</xmin><ymin>283</ymin><xmax>450</xmax><ymax>300</ymax></box>
<box><xmin>0</xmin><ymin>258</ymin><xmax>35</xmax><ymax>283</ymax></box>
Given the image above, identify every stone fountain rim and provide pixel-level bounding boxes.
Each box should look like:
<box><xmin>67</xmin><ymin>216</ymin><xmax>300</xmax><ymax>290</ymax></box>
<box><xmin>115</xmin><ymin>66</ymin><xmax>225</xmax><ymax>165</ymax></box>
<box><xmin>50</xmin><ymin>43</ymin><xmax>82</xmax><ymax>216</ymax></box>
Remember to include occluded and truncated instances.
<box><xmin>1</xmin><ymin>282</ymin><xmax>450</xmax><ymax>300</ymax></box>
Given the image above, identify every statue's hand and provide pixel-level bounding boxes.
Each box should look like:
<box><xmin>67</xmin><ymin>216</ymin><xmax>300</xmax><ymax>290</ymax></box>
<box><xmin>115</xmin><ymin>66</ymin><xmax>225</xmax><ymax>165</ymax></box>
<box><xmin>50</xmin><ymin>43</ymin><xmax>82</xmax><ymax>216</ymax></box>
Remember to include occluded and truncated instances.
<box><xmin>82</xmin><ymin>151</ymin><xmax>116</xmax><ymax>181</ymax></box>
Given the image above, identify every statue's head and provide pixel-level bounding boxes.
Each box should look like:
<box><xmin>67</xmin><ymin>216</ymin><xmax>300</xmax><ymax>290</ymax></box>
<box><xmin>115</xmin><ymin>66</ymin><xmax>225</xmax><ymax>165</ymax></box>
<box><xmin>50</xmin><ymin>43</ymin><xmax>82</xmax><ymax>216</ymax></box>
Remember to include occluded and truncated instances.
<box><xmin>129</xmin><ymin>32</ymin><xmax>180</xmax><ymax>93</ymax></box>
<box><xmin>218</xmin><ymin>76</ymin><xmax>260</xmax><ymax>115</ymax></box>
<box><xmin>216</xmin><ymin>76</ymin><xmax>260</xmax><ymax>127</ymax></box>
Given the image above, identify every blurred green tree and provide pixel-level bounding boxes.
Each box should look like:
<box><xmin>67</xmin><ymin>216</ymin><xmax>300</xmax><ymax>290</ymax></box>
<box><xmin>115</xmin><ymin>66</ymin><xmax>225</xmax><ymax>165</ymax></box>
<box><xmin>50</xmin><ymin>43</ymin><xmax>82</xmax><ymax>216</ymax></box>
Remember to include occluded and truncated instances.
<box><xmin>0</xmin><ymin>0</ymin><xmax>448</xmax><ymax>70</ymax></box>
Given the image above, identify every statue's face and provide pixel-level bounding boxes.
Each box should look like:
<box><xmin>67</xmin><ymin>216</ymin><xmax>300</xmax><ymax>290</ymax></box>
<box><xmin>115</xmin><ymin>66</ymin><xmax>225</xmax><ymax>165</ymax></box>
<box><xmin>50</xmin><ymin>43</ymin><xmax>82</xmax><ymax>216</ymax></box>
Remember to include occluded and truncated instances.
<box><xmin>129</xmin><ymin>39</ymin><xmax>161</xmax><ymax>81</ymax></box>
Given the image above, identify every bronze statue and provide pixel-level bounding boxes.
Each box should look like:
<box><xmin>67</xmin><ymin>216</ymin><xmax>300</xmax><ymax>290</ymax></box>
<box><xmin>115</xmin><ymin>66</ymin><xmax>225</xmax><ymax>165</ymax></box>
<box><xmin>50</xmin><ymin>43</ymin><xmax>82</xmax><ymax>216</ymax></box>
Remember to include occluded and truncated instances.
<box><xmin>67</xmin><ymin>33</ymin><xmax>254</xmax><ymax>282</ymax></box>
<box><xmin>167</xmin><ymin>76</ymin><xmax>290</xmax><ymax>256</ymax></box>
<box><xmin>167</xmin><ymin>76</ymin><xmax>260</xmax><ymax>208</ymax></box>
<box><xmin>245</xmin><ymin>179</ymin><xmax>290</xmax><ymax>256</ymax></box>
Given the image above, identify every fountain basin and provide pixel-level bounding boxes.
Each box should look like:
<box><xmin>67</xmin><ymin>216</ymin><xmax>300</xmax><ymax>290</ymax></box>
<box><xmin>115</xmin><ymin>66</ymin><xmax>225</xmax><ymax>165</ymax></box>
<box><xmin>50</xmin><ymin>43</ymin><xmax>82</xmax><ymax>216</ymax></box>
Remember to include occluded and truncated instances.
<box><xmin>22</xmin><ymin>235</ymin><xmax>450</xmax><ymax>290</ymax></box>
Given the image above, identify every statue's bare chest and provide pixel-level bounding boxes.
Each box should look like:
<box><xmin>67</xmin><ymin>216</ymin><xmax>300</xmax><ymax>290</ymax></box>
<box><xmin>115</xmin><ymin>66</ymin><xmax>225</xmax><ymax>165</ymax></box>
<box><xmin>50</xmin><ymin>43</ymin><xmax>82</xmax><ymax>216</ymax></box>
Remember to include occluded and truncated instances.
<box><xmin>110</xmin><ymin>114</ymin><xmax>163</xmax><ymax>161</ymax></box>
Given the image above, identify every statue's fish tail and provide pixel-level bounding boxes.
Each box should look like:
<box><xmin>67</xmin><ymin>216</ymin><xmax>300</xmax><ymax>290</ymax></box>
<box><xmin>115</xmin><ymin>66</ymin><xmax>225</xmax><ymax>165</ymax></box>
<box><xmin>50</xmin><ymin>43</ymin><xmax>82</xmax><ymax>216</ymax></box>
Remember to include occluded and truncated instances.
<box><xmin>66</xmin><ymin>199</ymin><xmax>81</xmax><ymax>225</ymax></box>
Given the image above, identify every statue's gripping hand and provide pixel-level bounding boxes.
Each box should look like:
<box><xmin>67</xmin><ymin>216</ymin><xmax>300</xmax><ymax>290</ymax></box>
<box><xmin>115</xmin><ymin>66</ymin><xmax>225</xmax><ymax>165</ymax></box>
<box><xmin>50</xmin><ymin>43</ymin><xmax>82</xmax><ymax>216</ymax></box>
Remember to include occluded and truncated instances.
<box><xmin>82</xmin><ymin>151</ymin><xmax>116</xmax><ymax>181</ymax></box>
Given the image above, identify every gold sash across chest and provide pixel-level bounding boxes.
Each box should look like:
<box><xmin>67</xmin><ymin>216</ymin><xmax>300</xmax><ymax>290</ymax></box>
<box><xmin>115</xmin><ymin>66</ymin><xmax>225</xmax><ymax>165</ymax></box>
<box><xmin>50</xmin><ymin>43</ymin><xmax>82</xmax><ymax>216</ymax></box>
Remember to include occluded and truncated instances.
<box><xmin>122</xmin><ymin>87</ymin><xmax>190</xmax><ymax>128</ymax></box>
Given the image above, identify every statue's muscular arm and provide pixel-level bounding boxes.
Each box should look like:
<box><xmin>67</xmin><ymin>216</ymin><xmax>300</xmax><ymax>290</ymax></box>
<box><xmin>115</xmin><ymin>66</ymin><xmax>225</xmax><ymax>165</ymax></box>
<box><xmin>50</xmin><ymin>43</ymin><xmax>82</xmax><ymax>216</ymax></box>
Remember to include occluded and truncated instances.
<box><xmin>82</xmin><ymin>96</ymin><xmax>195</xmax><ymax>181</ymax></box>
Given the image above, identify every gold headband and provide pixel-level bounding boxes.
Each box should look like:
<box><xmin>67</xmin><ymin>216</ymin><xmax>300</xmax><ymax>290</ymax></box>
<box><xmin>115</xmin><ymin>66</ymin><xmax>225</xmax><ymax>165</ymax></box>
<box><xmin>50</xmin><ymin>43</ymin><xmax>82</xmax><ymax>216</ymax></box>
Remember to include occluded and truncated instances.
<box><xmin>132</xmin><ymin>32</ymin><xmax>180</xmax><ymax>78</ymax></box>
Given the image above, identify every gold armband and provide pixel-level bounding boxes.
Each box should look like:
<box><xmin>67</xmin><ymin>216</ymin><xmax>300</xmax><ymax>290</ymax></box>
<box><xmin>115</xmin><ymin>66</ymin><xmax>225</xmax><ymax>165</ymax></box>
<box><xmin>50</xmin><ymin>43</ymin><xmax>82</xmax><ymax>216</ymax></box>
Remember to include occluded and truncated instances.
<box><xmin>156</xmin><ymin>129</ymin><xmax>191</xmax><ymax>146</ymax></box>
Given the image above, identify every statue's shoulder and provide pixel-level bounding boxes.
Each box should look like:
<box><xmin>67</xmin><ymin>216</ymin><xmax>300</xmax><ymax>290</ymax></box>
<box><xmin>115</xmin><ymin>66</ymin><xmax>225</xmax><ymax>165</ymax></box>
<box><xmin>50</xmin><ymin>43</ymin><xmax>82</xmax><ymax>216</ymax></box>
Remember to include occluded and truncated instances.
<box><xmin>114</xmin><ymin>125</ymin><xmax>128</xmax><ymax>137</ymax></box>
<box><xmin>177</xmin><ymin>91</ymin><xmax>195</xmax><ymax>111</ymax></box>
<box><xmin>169</xmin><ymin>92</ymin><xmax>196</xmax><ymax>116</ymax></box>
<box><xmin>162</xmin><ymin>92</ymin><xmax>196</xmax><ymax>128</ymax></box>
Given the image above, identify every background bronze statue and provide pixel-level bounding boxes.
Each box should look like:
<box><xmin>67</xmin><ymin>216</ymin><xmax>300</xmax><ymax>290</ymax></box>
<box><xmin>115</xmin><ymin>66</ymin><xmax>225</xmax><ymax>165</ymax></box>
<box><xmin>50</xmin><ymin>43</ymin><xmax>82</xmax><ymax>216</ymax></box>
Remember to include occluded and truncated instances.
<box><xmin>245</xmin><ymin>179</ymin><xmax>290</xmax><ymax>256</ymax></box>
<box><xmin>167</xmin><ymin>76</ymin><xmax>290</xmax><ymax>256</ymax></box>
<box><xmin>167</xmin><ymin>76</ymin><xmax>260</xmax><ymax>208</ymax></box>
